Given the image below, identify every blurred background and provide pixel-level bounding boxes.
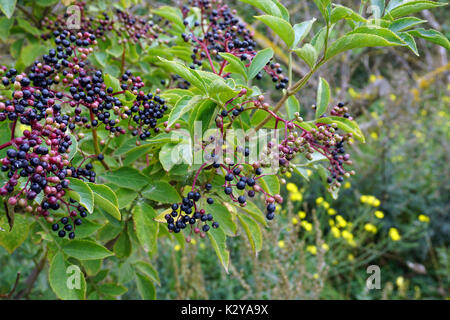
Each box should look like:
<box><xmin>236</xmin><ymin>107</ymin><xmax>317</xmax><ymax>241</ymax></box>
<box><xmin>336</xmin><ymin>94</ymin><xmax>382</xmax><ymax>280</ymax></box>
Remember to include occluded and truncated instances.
<box><xmin>0</xmin><ymin>0</ymin><xmax>449</xmax><ymax>299</ymax></box>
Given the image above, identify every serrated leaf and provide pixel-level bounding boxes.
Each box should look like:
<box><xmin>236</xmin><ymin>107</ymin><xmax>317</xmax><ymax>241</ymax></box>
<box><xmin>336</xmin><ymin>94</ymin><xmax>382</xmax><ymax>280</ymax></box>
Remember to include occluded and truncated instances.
<box><xmin>152</xmin><ymin>6</ymin><xmax>184</xmax><ymax>31</ymax></box>
<box><xmin>132</xmin><ymin>202</ymin><xmax>158</xmax><ymax>253</ymax></box>
<box><xmin>49</xmin><ymin>252</ymin><xmax>86</xmax><ymax>300</ymax></box>
<box><xmin>293</xmin><ymin>44</ymin><xmax>318</xmax><ymax>68</ymax></box>
<box><xmin>315</xmin><ymin>77</ymin><xmax>330</xmax><ymax>118</ymax></box>
<box><xmin>258</xmin><ymin>174</ymin><xmax>280</xmax><ymax>195</ymax></box>
<box><xmin>388</xmin><ymin>1</ymin><xmax>446</xmax><ymax>19</ymax></box>
<box><xmin>104</xmin><ymin>74</ymin><xmax>121</xmax><ymax>92</ymax></box>
<box><xmin>255</xmin><ymin>15</ymin><xmax>295</xmax><ymax>48</ymax></box>
<box><xmin>0</xmin><ymin>0</ymin><xmax>16</xmax><ymax>18</ymax></box>
<box><xmin>219</xmin><ymin>52</ymin><xmax>248</xmax><ymax>80</ymax></box>
<box><xmin>134</xmin><ymin>261</ymin><xmax>161</xmax><ymax>286</ymax></box>
<box><xmin>87</xmin><ymin>183</ymin><xmax>121</xmax><ymax>220</ymax></box>
<box><xmin>292</xmin><ymin>18</ymin><xmax>316</xmax><ymax>48</ymax></box>
<box><xmin>103</xmin><ymin>167</ymin><xmax>149</xmax><ymax>190</ymax></box>
<box><xmin>66</xmin><ymin>178</ymin><xmax>94</xmax><ymax>213</ymax></box>
<box><xmin>397</xmin><ymin>31</ymin><xmax>419</xmax><ymax>55</ymax></box>
<box><xmin>142</xmin><ymin>181</ymin><xmax>181</xmax><ymax>203</ymax></box>
<box><xmin>135</xmin><ymin>273</ymin><xmax>156</xmax><ymax>300</ymax></box>
<box><xmin>209</xmin><ymin>199</ymin><xmax>237</xmax><ymax>236</ymax></box>
<box><xmin>167</xmin><ymin>95</ymin><xmax>203</xmax><ymax>128</ymax></box>
<box><xmin>408</xmin><ymin>28</ymin><xmax>450</xmax><ymax>51</ymax></box>
<box><xmin>0</xmin><ymin>214</ymin><xmax>32</xmax><ymax>254</ymax></box>
<box><xmin>330</xmin><ymin>5</ymin><xmax>366</xmax><ymax>24</ymax></box>
<box><xmin>98</xmin><ymin>283</ymin><xmax>128</xmax><ymax>297</ymax></box>
<box><xmin>208</xmin><ymin>228</ymin><xmax>230</xmax><ymax>273</ymax></box>
<box><xmin>388</xmin><ymin>17</ymin><xmax>427</xmax><ymax>32</ymax></box>
<box><xmin>248</xmin><ymin>47</ymin><xmax>274</xmax><ymax>79</ymax></box>
<box><xmin>63</xmin><ymin>239</ymin><xmax>113</xmax><ymax>260</ymax></box>
<box><xmin>237</xmin><ymin>214</ymin><xmax>263</xmax><ymax>253</ymax></box>
<box><xmin>239</xmin><ymin>0</ymin><xmax>283</xmax><ymax>19</ymax></box>
<box><xmin>315</xmin><ymin>116</ymin><xmax>365</xmax><ymax>142</ymax></box>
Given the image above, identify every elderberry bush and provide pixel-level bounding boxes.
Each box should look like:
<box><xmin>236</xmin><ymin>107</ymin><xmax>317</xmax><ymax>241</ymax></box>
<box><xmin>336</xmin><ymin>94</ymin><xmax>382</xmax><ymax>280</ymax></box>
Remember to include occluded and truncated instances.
<box><xmin>0</xmin><ymin>0</ymin><xmax>448</xmax><ymax>301</ymax></box>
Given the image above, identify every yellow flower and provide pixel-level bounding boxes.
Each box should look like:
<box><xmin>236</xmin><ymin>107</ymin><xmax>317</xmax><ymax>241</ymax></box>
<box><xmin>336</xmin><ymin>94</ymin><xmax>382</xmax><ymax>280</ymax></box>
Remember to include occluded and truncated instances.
<box><xmin>369</xmin><ymin>74</ymin><xmax>377</xmax><ymax>83</ymax></box>
<box><xmin>298</xmin><ymin>211</ymin><xmax>307</xmax><ymax>219</ymax></box>
<box><xmin>313</xmin><ymin>273</ymin><xmax>319</xmax><ymax>279</ymax></box>
<box><xmin>174</xmin><ymin>244</ymin><xmax>181</xmax><ymax>251</ymax></box>
<box><xmin>360</xmin><ymin>195</ymin><xmax>368</xmax><ymax>203</ymax></box>
<box><xmin>328</xmin><ymin>219</ymin><xmax>335</xmax><ymax>226</ymax></box>
<box><xmin>396</xmin><ymin>276</ymin><xmax>405</xmax><ymax>288</ymax></box>
<box><xmin>199</xmin><ymin>243</ymin><xmax>205</xmax><ymax>249</ymax></box>
<box><xmin>374</xmin><ymin>210</ymin><xmax>384</xmax><ymax>219</ymax></box>
<box><xmin>285</xmin><ymin>172</ymin><xmax>292</xmax><ymax>178</ymax></box>
<box><xmin>336</xmin><ymin>215</ymin><xmax>347</xmax><ymax>228</ymax></box>
<box><xmin>364</xmin><ymin>223</ymin><xmax>378</xmax><ymax>234</ymax></box>
<box><xmin>191</xmin><ymin>239</ymin><xmax>197</xmax><ymax>245</ymax></box>
<box><xmin>307</xmin><ymin>245</ymin><xmax>317</xmax><ymax>255</ymax></box>
<box><xmin>389</xmin><ymin>227</ymin><xmax>401</xmax><ymax>241</ymax></box>
<box><xmin>286</xmin><ymin>183</ymin><xmax>298</xmax><ymax>192</ymax></box>
<box><xmin>418</xmin><ymin>214</ymin><xmax>430</xmax><ymax>223</ymax></box>
<box><xmin>301</xmin><ymin>221</ymin><xmax>312</xmax><ymax>232</ymax></box>
<box><xmin>327</xmin><ymin>208</ymin><xmax>337</xmax><ymax>215</ymax></box>
<box><xmin>348</xmin><ymin>87</ymin><xmax>358</xmax><ymax>98</ymax></box>
<box><xmin>315</xmin><ymin>197</ymin><xmax>324</xmax><ymax>205</ymax></box>
<box><xmin>343</xmin><ymin>181</ymin><xmax>351</xmax><ymax>189</ymax></box>
<box><xmin>370</xmin><ymin>131</ymin><xmax>379</xmax><ymax>140</ymax></box>
<box><xmin>389</xmin><ymin>93</ymin><xmax>397</xmax><ymax>101</ymax></box>
<box><xmin>331</xmin><ymin>226</ymin><xmax>341</xmax><ymax>238</ymax></box>
<box><xmin>322</xmin><ymin>201</ymin><xmax>330</xmax><ymax>210</ymax></box>
<box><xmin>278</xmin><ymin>240</ymin><xmax>285</xmax><ymax>249</ymax></box>
<box><xmin>291</xmin><ymin>217</ymin><xmax>299</xmax><ymax>225</ymax></box>
<box><xmin>348</xmin><ymin>254</ymin><xmax>354</xmax><ymax>261</ymax></box>
<box><xmin>290</xmin><ymin>191</ymin><xmax>303</xmax><ymax>201</ymax></box>
<box><xmin>322</xmin><ymin>243</ymin><xmax>329</xmax><ymax>251</ymax></box>
<box><xmin>306</xmin><ymin>169</ymin><xmax>312</xmax><ymax>177</ymax></box>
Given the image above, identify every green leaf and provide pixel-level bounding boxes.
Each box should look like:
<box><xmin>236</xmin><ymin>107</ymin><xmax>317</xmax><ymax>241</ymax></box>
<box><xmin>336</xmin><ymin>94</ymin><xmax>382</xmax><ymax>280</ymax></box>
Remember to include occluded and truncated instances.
<box><xmin>330</xmin><ymin>5</ymin><xmax>366</xmax><ymax>24</ymax></box>
<box><xmin>167</xmin><ymin>95</ymin><xmax>203</xmax><ymax>128</ymax></box>
<box><xmin>132</xmin><ymin>202</ymin><xmax>158</xmax><ymax>253</ymax></box>
<box><xmin>141</xmin><ymin>181</ymin><xmax>181</xmax><ymax>203</ymax></box>
<box><xmin>63</xmin><ymin>239</ymin><xmax>113</xmax><ymax>260</ymax></box>
<box><xmin>98</xmin><ymin>283</ymin><xmax>128</xmax><ymax>297</ymax></box>
<box><xmin>397</xmin><ymin>31</ymin><xmax>419</xmax><ymax>55</ymax></box>
<box><xmin>207</xmin><ymin>78</ymin><xmax>240</xmax><ymax>104</ymax></box>
<box><xmin>219</xmin><ymin>52</ymin><xmax>248</xmax><ymax>80</ymax></box>
<box><xmin>259</xmin><ymin>175</ymin><xmax>280</xmax><ymax>195</ymax></box>
<box><xmin>208</xmin><ymin>228</ymin><xmax>230</xmax><ymax>273</ymax></box>
<box><xmin>135</xmin><ymin>273</ymin><xmax>156</xmax><ymax>300</ymax></box>
<box><xmin>0</xmin><ymin>17</ymin><xmax>14</xmax><ymax>42</ymax></box>
<box><xmin>66</xmin><ymin>178</ymin><xmax>94</xmax><ymax>214</ymax></box>
<box><xmin>325</xmin><ymin>27</ymin><xmax>406</xmax><ymax>60</ymax></box>
<box><xmin>286</xmin><ymin>95</ymin><xmax>300</xmax><ymax>120</ymax></box>
<box><xmin>408</xmin><ymin>28</ymin><xmax>450</xmax><ymax>51</ymax></box>
<box><xmin>87</xmin><ymin>183</ymin><xmax>121</xmax><ymax>221</ymax></box>
<box><xmin>0</xmin><ymin>214</ymin><xmax>32</xmax><ymax>254</ymax></box>
<box><xmin>152</xmin><ymin>6</ymin><xmax>184</xmax><ymax>32</ymax></box>
<box><xmin>315</xmin><ymin>77</ymin><xmax>330</xmax><ymax>118</ymax></box>
<box><xmin>116</xmin><ymin>188</ymin><xmax>138</xmax><ymax>209</ymax></box>
<box><xmin>113</xmin><ymin>229</ymin><xmax>132</xmax><ymax>259</ymax></box>
<box><xmin>157</xmin><ymin>57</ymin><xmax>206</xmax><ymax>92</ymax></box>
<box><xmin>237</xmin><ymin>214</ymin><xmax>263</xmax><ymax>253</ymax></box>
<box><xmin>313</xmin><ymin>0</ymin><xmax>332</xmax><ymax>21</ymax></box>
<box><xmin>315</xmin><ymin>116</ymin><xmax>365</xmax><ymax>142</ymax></box>
<box><xmin>293</xmin><ymin>44</ymin><xmax>318</xmax><ymax>69</ymax></box>
<box><xmin>67</xmin><ymin>133</ymin><xmax>78</xmax><ymax>161</ymax></box>
<box><xmin>134</xmin><ymin>261</ymin><xmax>161</xmax><ymax>286</ymax></box>
<box><xmin>0</xmin><ymin>0</ymin><xmax>16</xmax><ymax>18</ymax></box>
<box><xmin>103</xmin><ymin>167</ymin><xmax>149</xmax><ymax>190</ymax></box>
<box><xmin>248</xmin><ymin>47</ymin><xmax>274</xmax><ymax>79</ymax></box>
<box><xmin>239</xmin><ymin>0</ymin><xmax>283</xmax><ymax>19</ymax></box>
<box><xmin>208</xmin><ymin>200</ymin><xmax>237</xmax><ymax>236</ymax></box>
<box><xmin>49</xmin><ymin>252</ymin><xmax>86</xmax><ymax>300</ymax></box>
<box><xmin>17</xmin><ymin>18</ymin><xmax>41</xmax><ymax>36</ymax></box>
<box><xmin>388</xmin><ymin>1</ymin><xmax>446</xmax><ymax>19</ymax></box>
<box><xmin>19</xmin><ymin>43</ymin><xmax>47</xmax><ymax>67</ymax></box>
<box><xmin>388</xmin><ymin>17</ymin><xmax>427</xmax><ymax>32</ymax></box>
<box><xmin>104</xmin><ymin>74</ymin><xmax>121</xmax><ymax>92</ymax></box>
<box><xmin>255</xmin><ymin>15</ymin><xmax>295</xmax><ymax>48</ymax></box>
<box><xmin>292</xmin><ymin>18</ymin><xmax>316</xmax><ymax>48</ymax></box>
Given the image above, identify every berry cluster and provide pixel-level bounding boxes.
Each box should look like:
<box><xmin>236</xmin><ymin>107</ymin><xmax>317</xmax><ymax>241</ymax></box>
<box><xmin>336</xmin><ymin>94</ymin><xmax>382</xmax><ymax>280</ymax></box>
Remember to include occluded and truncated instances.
<box><xmin>166</xmin><ymin>193</ymin><xmax>219</xmax><ymax>239</ymax></box>
<box><xmin>180</xmin><ymin>0</ymin><xmax>287</xmax><ymax>88</ymax></box>
<box><xmin>41</xmin><ymin>2</ymin><xmax>160</xmax><ymax>44</ymax></box>
<box><xmin>0</xmin><ymin>28</ymin><xmax>167</xmax><ymax>238</ymax></box>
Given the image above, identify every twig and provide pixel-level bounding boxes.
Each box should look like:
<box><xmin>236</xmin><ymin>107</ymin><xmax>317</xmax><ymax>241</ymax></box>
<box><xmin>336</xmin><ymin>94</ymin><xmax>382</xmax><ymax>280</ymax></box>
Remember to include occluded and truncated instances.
<box><xmin>0</xmin><ymin>273</ymin><xmax>21</xmax><ymax>299</ymax></box>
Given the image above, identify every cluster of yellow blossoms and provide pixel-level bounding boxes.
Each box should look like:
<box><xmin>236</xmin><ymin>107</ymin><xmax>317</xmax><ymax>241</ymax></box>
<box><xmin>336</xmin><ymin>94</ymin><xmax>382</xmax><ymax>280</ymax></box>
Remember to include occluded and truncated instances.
<box><xmin>360</xmin><ymin>195</ymin><xmax>381</xmax><ymax>207</ymax></box>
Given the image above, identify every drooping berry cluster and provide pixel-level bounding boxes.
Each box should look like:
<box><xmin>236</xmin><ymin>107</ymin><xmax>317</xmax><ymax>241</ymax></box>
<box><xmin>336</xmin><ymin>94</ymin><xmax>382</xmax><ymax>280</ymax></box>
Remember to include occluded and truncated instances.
<box><xmin>41</xmin><ymin>2</ymin><xmax>161</xmax><ymax>44</ymax></box>
<box><xmin>180</xmin><ymin>0</ymin><xmax>287</xmax><ymax>88</ymax></box>
<box><xmin>166</xmin><ymin>193</ymin><xmax>219</xmax><ymax>239</ymax></box>
<box><xmin>0</xmin><ymin>28</ymin><xmax>167</xmax><ymax>238</ymax></box>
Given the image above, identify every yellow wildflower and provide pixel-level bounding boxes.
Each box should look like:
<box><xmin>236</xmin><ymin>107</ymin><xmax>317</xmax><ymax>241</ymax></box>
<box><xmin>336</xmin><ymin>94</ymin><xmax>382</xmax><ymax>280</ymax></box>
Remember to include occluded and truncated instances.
<box><xmin>278</xmin><ymin>240</ymin><xmax>285</xmax><ymax>249</ymax></box>
<box><xmin>348</xmin><ymin>254</ymin><xmax>354</xmax><ymax>261</ymax></box>
<box><xmin>389</xmin><ymin>227</ymin><xmax>401</xmax><ymax>241</ymax></box>
<box><xmin>322</xmin><ymin>201</ymin><xmax>330</xmax><ymax>210</ymax></box>
<box><xmin>343</xmin><ymin>181</ymin><xmax>351</xmax><ymax>189</ymax></box>
<box><xmin>370</xmin><ymin>132</ymin><xmax>378</xmax><ymax>140</ymax></box>
<box><xmin>301</xmin><ymin>221</ymin><xmax>312</xmax><ymax>232</ymax></box>
<box><xmin>313</xmin><ymin>273</ymin><xmax>319</xmax><ymax>279</ymax></box>
<box><xmin>331</xmin><ymin>226</ymin><xmax>341</xmax><ymax>238</ymax></box>
<box><xmin>327</xmin><ymin>208</ymin><xmax>337</xmax><ymax>215</ymax></box>
<box><xmin>290</xmin><ymin>191</ymin><xmax>303</xmax><ymax>201</ymax></box>
<box><xmin>389</xmin><ymin>93</ymin><xmax>397</xmax><ymax>101</ymax></box>
<box><xmin>342</xmin><ymin>230</ymin><xmax>354</xmax><ymax>242</ymax></box>
<box><xmin>328</xmin><ymin>219</ymin><xmax>335</xmax><ymax>226</ymax></box>
<box><xmin>315</xmin><ymin>197</ymin><xmax>324</xmax><ymax>205</ymax></box>
<box><xmin>174</xmin><ymin>244</ymin><xmax>181</xmax><ymax>251</ymax></box>
<box><xmin>307</xmin><ymin>245</ymin><xmax>317</xmax><ymax>255</ymax></box>
<box><xmin>336</xmin><ymin>215</ymin><xmax>347</xmax><ymax>228</ymax></box>
<box><xmin>286</xmin><ymin>183</ymin><xmax>298</xmax><ymax>192</ymax></box>
<box><xmin>322</xmin><ymin>243</ymin><xmax>329</xmax><ymax>251</ymax></box>
<box><xmin>364</xmin><ymin>223</ymin><xmax>378</xmax><ymax>234</ymax></box>
<box><xmin>418</xmin><ymin>214</ymin><xmax>430</xmax><ymax>223</ymax></box>
<box><xmin>396</xmin><ymin>276</ymin><xmax>405</xmax><ymax>288</ymax></box>
<box><xmin>191</xmin><ymin>239</ymin><xmax>197</xmax><ymax>245</ymax></box>
<box><xmin>374</xmin><ymin>210</ymin><xmax>384</xmax><ymax>219</ymax></box>
<box><xmin>291</xmin><ymin>217</ymin><xmax>299</xmax><ymax>225</ymax></box>
<box><xmin>298</xmin><ymin>211</ymin><xmax>306</xmax><ymax>219</ymax></box>
<box><xmin>285</xmin><ymin>172</ymin><xmax>292</xmax><ymax>178</ymax></box>
<box><xmin>369</xmin><ymin>74</ymin><xmax>377</xmax><ymax>83</ymax></box>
